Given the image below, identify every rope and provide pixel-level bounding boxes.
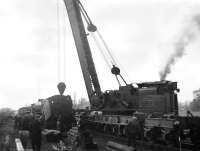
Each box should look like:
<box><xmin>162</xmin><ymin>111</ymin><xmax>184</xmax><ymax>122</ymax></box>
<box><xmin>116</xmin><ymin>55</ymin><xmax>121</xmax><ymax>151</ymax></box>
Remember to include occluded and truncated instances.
<box><xmin>76</xmin><ymin>0</ymin><xmax>93</xmax><ymax>25</ymax></box>
<box><xmin>96</xmin><ymin>30</ymin><xmax>117</xmax><ymax>65</ymax></box>
<box><xmin>57</xmin><ymin>0</ymin><xmax>61</xmax><ymax>83</ymax></box>
<box><xmin>62</xmin><ymin>0</ymin><xmax>67</xmax><ymax>82</ymax></box>
<box><xmin>114</xmin><ymin>58</ymin><xmax>130</xmax><ymax>83</ymax></box>
<box><xmin>115</xmin><ymin>75</ymin><xmax>121</xmax><ymax>86</ymax></box>
<box><xmin>90</xmin><ymin>33</ymin><xmax>112</xmax><ymax>69</ymax></box>
<box><xmin>77</xmin><ymin>0</ymin><xmax>116</xmax><ymax>69</ymax></box>
<box><xmin>96</xmin><ymin>30</ymin><xmax>130</xmax><ymax>83</ymax></box>
<box><xmin>78</xmin><ymin>2</ymin><xmax>90</xmax><ymax>25</ymax></box>
<box><xmin>76</xmin><ymin>0</ymin><xmax>130</xmax><ymax>85</ymax></box>
<box><xmin>57</xmin><ymin>0</ymin><xmax>68</xmax><ymax>83</ymax></box>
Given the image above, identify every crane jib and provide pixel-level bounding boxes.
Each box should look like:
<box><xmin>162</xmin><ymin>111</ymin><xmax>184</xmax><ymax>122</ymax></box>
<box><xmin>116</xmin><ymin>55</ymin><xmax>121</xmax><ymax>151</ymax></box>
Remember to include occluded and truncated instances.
<box><xmin>63</xmin><ymin>0</ymin><xmax>101</xmax><ymax>103</ymax></box>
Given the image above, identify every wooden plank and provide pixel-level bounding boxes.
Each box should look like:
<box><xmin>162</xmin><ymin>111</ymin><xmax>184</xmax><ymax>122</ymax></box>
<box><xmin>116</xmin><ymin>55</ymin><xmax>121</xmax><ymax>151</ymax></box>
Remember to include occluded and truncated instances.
<box><xmin>15</xmin><ymin>138</ymin><xmax>24</xmax><ymax>151</ymax></box>
<box><xmin>107</xmin><ymin>141</ymin><xmax>135</xmax><ymax>151</ymax></box>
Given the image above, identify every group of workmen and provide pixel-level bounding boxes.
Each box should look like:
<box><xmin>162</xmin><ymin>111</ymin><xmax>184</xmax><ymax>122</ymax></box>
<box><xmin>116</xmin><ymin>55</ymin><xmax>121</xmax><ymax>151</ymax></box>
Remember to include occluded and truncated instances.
<box><xmin>14</xmin><ymin>115</ymin><xmax>42</xmax><ymax>151</ymax></box>
<box><xmin>14</xmin><ymin>111</ymin><xmax>197</xmax><ymax>151</ymax></box>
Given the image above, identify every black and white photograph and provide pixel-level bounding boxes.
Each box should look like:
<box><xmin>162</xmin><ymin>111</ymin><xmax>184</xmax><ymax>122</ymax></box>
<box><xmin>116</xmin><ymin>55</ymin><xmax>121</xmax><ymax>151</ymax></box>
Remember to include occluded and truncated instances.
<box><xmin>0</xmin><ymin>0</ymin><xmax>200</xmax><ymax>150</ymax></box>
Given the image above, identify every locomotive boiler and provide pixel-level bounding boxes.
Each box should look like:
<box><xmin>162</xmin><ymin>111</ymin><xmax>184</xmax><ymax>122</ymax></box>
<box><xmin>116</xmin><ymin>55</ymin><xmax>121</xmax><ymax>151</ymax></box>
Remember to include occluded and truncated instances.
<box><xmin>40</xmin><ymin>82</ymin><xmax>74</xmax><ymax>132</ymax></box>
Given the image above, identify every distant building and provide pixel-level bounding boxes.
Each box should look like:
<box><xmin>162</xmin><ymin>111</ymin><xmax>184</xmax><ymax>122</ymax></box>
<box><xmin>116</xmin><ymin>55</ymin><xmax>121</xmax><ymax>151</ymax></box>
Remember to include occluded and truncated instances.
<box><xmin>193</xmin><ymin>89</ymin><xmax>200</xmax><ymax>101</ymax></box>
<box><xmin>190</xmin><ymin>89</ymin><xmax>200</xmax><ymax>111</ymax></box>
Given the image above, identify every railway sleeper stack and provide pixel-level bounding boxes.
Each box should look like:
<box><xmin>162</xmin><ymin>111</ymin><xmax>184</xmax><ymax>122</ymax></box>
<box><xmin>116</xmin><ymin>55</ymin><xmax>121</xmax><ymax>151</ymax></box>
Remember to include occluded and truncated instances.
<box><xmin>67</xmin><ymin>126</ymin><xmax>79</xmax><ymax>146</ymax></box>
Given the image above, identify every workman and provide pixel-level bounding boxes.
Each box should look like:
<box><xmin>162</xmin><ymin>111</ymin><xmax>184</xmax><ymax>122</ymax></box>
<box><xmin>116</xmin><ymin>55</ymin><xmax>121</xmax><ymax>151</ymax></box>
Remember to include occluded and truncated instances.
<box><xmin>79</xmin><ymin>112</ymin><xmax>89</xmax><ymax>132</ymax></box>
<box><xmin>81</xmin><ymin>129</ymin><xmax>99</xmax><ymax>150</ymax></box>
<box><xmin>14</xmin><ymin>115</ymin><xmax>20</xmax><ymax>130</ymax></box>
<box><xmin>126</xmin><ymin>116</ymin><xmax>141</xmax><ymax>149</ymax></box>
<box><xmin>56</xmin><ymin>115</ymin><xmax>62</xmax><ymax>131</ymax></box>
<box><xmin>29</xmin><ymin>116</ymin><xmax>42</xmax><ymax>151</ymax></box>
<box><xmin>19</xmin><ymin>130</ymin><xmax>29</xmax><ymax>149</ymax></box>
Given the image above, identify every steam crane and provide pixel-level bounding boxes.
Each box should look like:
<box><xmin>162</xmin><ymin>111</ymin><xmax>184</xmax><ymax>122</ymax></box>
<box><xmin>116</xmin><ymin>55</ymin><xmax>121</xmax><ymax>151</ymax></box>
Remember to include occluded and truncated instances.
<box><xmin>63</xmin><ymin>0</ymin><xmax>179</xmax><ymax>114</ymax></box>
<box><xmin>63</xmin><ymin>0</ymin><xmax>101</xmax><ymax>107</ymax></box>
<box><xmin>61</xmin><ymin>1</ymin><xmax>200</xmax><ymax>148</ymax></box>
<box><xmin>63</xmin><ymin>0</ymin><xmax>129</xmax><ymax>110</ymax></box>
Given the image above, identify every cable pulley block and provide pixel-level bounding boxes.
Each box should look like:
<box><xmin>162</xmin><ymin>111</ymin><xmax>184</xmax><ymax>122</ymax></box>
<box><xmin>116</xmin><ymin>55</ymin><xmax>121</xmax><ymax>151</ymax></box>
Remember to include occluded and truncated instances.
<box><xmin>87</xmin><ymin>23</ymin><xmax>97</xmax><ymax>32</ymax></box>
<box><xmin>111</xmin><ymin>65</ymin><xmax>120</xmax><ymax>75</ymax></box>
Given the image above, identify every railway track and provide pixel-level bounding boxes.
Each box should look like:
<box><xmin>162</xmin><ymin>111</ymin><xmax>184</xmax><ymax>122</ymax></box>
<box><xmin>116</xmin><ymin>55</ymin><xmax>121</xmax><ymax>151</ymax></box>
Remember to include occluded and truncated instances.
<box><xmin>92</xmin><ymin>131</ymin><xmax>192</xmax><ymax>151</ymax></box>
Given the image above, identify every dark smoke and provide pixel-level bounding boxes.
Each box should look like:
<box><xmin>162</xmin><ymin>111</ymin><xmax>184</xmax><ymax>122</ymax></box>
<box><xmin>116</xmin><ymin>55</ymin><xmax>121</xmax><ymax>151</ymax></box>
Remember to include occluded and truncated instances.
<box><xmin>194</xmin><ymin>14</ymin><xmax>200</xmax><ymax>30</ymax></box>
<box><xmin>160</xmin><ymin>14</ymin><xmax>200</xmax><ymax>80</ymax></box>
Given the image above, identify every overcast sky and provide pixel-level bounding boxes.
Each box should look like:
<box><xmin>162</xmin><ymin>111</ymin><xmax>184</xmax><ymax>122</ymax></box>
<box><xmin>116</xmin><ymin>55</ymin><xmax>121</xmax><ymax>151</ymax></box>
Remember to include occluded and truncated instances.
<box><xmin>0</xmin><ymin>0</ymin><xmax>200</xmax><ymax>109</ymax></box>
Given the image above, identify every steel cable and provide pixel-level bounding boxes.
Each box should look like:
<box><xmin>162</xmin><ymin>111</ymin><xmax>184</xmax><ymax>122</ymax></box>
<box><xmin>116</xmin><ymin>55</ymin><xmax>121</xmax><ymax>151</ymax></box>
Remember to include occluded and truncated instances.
<box><xmin>61</xmin><ymin>0</ymin><xmax>67</xmax><ymax>82</ymax></box>
<box><xmin>90</xmin><ymin>33</ymin><xmax>112</xmax><ymax>69</ymax></box>
<box><xmin>57</xmin><ymin>0</ymin><xmax>61</xmax><ymax>83</ymax></box>
<box><xmin>96</xmin><ymin>30</ymin><xmax>117</xmax><ymax>66</ymax></box>
<box><xmin>76</xmin><ymin>0</ymin><xmax>93</xmax><ymax>25</ymax></box>
<box><xmin>96</xmin><ymin>30</ymin><xmax>131</xmax><ymax>83</ymax></box>
<box><xmin>76</xmin><ymin>0</ymin><xmax>130</xmax><ymax>84</ymax></box>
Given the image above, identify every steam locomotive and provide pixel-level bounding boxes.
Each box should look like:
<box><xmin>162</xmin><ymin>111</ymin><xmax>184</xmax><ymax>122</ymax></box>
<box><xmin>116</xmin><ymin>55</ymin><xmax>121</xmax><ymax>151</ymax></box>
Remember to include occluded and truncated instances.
<box><xmin>41</xmin><ymin>94</ymin><xmax>74</xmax><ymax>132</ymax></box>
<box><xmin>16</xmin><ymin>83</ymin><xmax>75</xmax><ymax>133</ymax></box>
<box><xmin>39</xmin><ymin>82</ymin><xmax>75</xmax><ymax>132</ymax></box>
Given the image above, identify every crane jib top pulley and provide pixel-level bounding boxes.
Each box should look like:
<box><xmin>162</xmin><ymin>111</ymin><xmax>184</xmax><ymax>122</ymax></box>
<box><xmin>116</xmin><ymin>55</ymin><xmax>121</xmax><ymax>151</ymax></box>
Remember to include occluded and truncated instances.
<box><xmin>63</xmin><ymin>0</ymin><xmax>128</xmax><ymax>97</ymax></box>
<box><xmin>74</xmin><ymin>0</ymin><xmax>128</xmax><ymax>86</ymax></box>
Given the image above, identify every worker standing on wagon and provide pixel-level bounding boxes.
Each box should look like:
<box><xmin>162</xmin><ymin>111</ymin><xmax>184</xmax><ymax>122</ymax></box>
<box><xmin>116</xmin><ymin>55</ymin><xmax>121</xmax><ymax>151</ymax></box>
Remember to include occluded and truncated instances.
<box><xmin>127</xmin><ymin>116</ymin><xmax>140</xmax><ymax>150</ymax></box>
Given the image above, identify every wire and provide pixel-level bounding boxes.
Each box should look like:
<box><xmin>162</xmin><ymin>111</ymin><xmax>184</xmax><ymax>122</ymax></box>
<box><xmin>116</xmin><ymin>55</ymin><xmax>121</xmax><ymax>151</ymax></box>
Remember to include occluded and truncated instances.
<box><xmin>77</xmin><ymin>0</ymin><xmax>116</xmax><ymax>68</ymax></box>
<box><xmin>57</xmin><ymin>0</ymin><xmax>61</xmax><ymax>83</ymax></box>
<box><xmin>96</xmin><ymin>30</ymin><xmax>117</xmax><ymax>66</ymax></box>
<box><xmin>112</xmin><ymin>55</ymin><xmax>131</xmax><ymax>83</ymax></box>
<box><xmin>61</xmin><ymin>0</ymin><xmax>67</xmax><ymax>82</ymax></box>
<box><xmin>78</xmin><ymin>2</ymin><xmax>90</xmax><ymax>25</ymax></box>
<box><xmin>56</xmin><ymin>0</ymin><xmax>69</xmax><ymax>83</ymax></box>
<box><xmin>90</xmin><ymin>33</ymin><xmax>112</xmax><ymax>69</ymax></box>
<box><xmin>96</xmin><ymin>30</ymin><xmax>130</xmax><ymax>83</ymax></box>
<box><xmin>76</xmin><ymin>0</ymin><xmax>93</xmax><ymax>24</ymax></box>
<box><xmin>78</xmin><ymin>0</ymin><xmax>130</xmax><ymax>85</ymax></box>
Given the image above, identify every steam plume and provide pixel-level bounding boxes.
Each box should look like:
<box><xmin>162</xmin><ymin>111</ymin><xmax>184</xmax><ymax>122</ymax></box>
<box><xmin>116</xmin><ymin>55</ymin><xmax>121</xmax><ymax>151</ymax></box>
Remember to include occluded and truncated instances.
<box><xmin>160</xmin><ymin>14</ymin><xmax>200</xmax><ymax>80</ymax></box>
